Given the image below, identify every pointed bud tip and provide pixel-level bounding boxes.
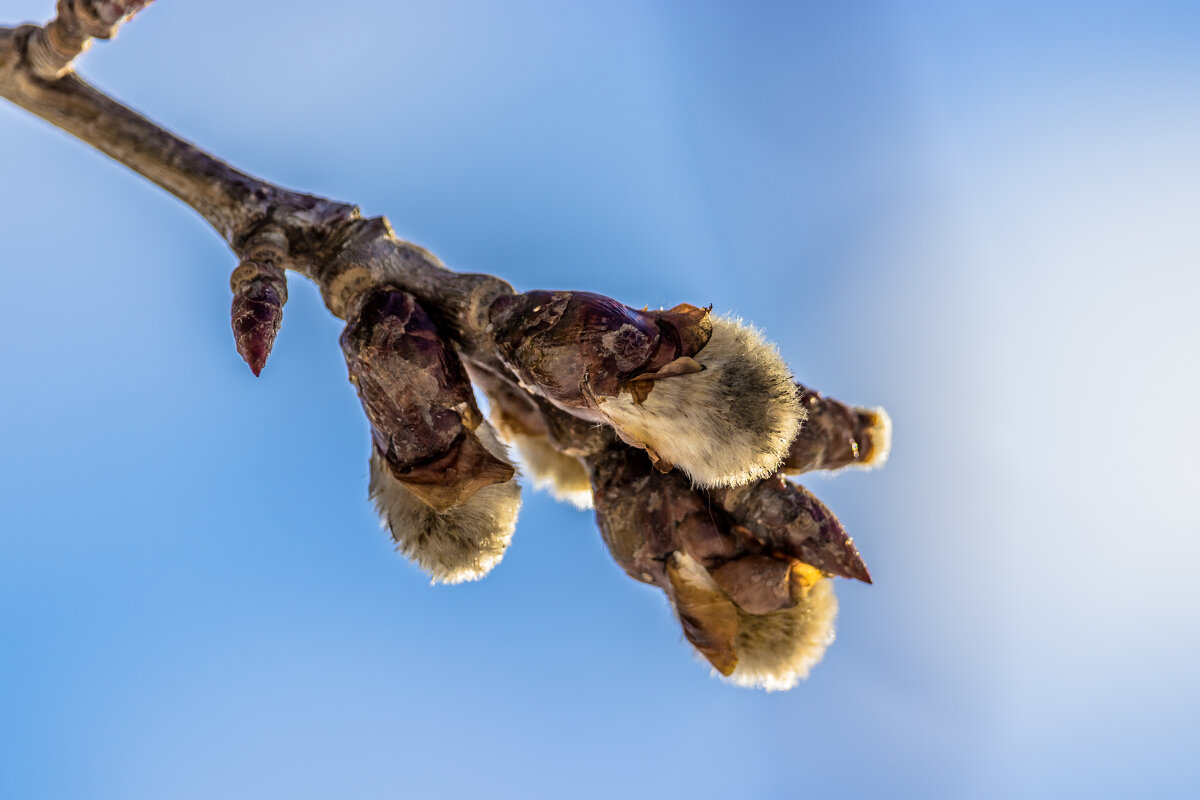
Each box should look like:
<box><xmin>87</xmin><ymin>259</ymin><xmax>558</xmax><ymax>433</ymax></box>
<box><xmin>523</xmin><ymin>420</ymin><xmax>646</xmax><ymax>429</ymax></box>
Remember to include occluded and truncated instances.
<box><xmin>235</xmin><ymin>330</ymin><xmax>274</xmax><ymax>376</ymax></box>
<box><xmin>848</xmin><ymin>560</ymin><xmax>873</xmax><ymax>585</ymax></box>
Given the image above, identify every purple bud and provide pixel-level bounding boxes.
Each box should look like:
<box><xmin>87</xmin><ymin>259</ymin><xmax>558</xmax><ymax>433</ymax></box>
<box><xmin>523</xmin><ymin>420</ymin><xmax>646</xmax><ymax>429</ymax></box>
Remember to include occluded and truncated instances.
<box><xmin>230</xmin><ymin>262</ymin><xmax>286</xmax><ymax>377</ymax></box>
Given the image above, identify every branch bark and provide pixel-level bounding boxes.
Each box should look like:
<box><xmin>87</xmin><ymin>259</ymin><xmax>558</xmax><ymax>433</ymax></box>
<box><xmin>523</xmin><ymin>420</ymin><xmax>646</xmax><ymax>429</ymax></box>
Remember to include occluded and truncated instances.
<box><xmin>0</xmin><ymin>1</ymin><xmax>512</xmax><ymax>352</ymax></box>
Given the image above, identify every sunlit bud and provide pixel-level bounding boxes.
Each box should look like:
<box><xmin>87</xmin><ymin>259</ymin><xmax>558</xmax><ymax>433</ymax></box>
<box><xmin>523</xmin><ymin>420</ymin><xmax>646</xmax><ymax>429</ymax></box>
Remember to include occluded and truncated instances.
<box><xmin>342</xmin><ymin>288</ymin><xmax>516</xmax><ymax>512</ymax></box>
<box><xmin>785</xmin><ymin>384</ymin><xmax>892</xmax><ymax>473</ymax></box>
<box><xmin>230</xmin><ymin>260</ymin><xmax>286</xmax><ymax>376</ymax></box>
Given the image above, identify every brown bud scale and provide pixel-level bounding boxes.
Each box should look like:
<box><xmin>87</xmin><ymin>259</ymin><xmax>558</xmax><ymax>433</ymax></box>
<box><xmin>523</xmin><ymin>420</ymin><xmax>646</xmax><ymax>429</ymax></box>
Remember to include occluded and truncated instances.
<box><xmin>489</xmin><ymin>290</ymin><xmax>712</xmax><ymax>419</ymax></box>
<box><xmin>342</xmin><ymin>288</ymin><xmax>513</xmax><ymax>511</ymax></box>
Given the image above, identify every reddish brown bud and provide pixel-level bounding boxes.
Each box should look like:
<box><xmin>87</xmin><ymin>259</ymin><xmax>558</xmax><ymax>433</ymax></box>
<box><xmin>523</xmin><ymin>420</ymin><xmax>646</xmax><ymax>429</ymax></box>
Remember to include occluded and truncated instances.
<box><xmin>715</xmin><ymin>476</ymin><xmax>872</xmax><ymax>584</ymax></box>
<box><xmin>784</xmin><ymin>384</ymin><xmax>892</xmax><ymax>473</ymax></box>
<box><xmin>489</xmin><ymin>291</ymin><xmax>712</xmax><ymax>418</ymax></box>
<box><xmin>230</xmin><ymin>261</ymin><xmax>286</xmax><ymax>377</ymax></box>
<box><xmin>342</xmin><ymin>288</ymin><xmax>514</xmax><ymax>511</ymax></box>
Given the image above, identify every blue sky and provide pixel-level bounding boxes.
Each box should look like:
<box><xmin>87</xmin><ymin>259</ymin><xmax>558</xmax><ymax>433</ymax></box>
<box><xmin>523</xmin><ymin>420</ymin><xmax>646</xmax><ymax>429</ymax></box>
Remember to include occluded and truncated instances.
<box><xmin>2</xmin><ymin>1</ymin><xmax>1198</xmax><ymax>797</ymax></box>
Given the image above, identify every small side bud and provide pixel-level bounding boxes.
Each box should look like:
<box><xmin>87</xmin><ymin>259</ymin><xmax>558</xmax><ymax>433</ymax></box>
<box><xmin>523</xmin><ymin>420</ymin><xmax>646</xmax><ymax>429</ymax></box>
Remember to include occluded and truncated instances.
<box><xmin>342</xmin><ymin>288</ymin><xmax>518</xmax><ymax>513</ymax></box>
<box><xmin>369</xmin><ymin>424</ymin><xmax>521</xmax><ymax>583</ymax></box>
<box><xmin>230</xmin><ymin>260</ymin><xmax>287</xmax><ymax>376</ymax></box>
<box><xmin>785</xmin><ymin>384</ymin><xmax>893</xmax><ymax>473</ymax></box>
<box><xmin>490</xmin><ymin>291</ymin><xmax>800</xmax><ymax>487</ymax></box>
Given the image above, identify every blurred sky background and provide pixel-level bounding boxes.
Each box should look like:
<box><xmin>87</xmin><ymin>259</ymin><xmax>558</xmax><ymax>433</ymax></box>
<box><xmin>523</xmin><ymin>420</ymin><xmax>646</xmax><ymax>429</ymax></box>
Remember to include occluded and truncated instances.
<box><xmin>2</xmin><ymin>1</ymin><xmax>1199</xmax><ymax>797</ymax></box>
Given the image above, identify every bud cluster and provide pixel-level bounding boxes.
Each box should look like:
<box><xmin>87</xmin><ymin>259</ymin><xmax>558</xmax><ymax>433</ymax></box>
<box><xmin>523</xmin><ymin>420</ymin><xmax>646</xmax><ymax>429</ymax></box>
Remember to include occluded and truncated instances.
<box><xmin>588</xmin><ymin>444</ymin><xmax>868</xmax><ymax>689</ymax></box>
<box><xmin>226</xmin><ymin>273</ymin><xmax>888</xmax><ymax>684</ymax></box>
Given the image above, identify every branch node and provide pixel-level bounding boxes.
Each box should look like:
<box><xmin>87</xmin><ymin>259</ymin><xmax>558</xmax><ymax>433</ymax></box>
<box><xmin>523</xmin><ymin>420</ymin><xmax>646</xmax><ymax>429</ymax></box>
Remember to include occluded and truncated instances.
<box><xmin>25</xmin><ymin>0</ymin><xmax>150</xmax><ymax>80</ymax></box>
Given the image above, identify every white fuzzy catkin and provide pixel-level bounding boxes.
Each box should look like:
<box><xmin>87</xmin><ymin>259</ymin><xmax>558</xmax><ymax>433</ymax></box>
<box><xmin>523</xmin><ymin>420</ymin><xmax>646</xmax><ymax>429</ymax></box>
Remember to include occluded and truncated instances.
<box><xmin>595</xmin><ymin>316</ymin><xmax>802</xmax><ymax>488</ymax></box>
<box><xmin>505</xmin><ymin>431</ymin><xmax>593</xmax><ymax>509</ymax></box>
<box><xmin>368</xmin><ymin>422</ymin><xmax>521</xmax><ymax>584</ymax></box>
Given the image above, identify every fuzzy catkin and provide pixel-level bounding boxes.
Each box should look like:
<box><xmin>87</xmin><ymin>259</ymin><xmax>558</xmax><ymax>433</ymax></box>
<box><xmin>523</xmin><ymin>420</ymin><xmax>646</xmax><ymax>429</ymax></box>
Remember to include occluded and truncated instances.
<box><xmin>596</xmin><ymin>316</ymin><xmax>803</xmax><ymax>487</ymax></box>
<box><xmin>369</xmin><ymin>422</ymin><xmax>521</xmax><ymax>584</ymax></box>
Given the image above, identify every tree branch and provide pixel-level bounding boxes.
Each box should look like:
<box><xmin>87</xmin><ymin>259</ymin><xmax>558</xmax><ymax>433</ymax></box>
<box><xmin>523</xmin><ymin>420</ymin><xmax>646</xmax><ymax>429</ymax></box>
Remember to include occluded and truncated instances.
<box><xmin>0</xmin><ymin>1</ymin><xmax>893</xmax><ymax>689</ymax></box>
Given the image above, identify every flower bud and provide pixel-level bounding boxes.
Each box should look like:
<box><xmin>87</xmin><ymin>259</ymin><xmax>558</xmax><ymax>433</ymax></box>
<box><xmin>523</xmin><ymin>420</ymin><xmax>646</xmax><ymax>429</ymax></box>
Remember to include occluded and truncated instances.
<box><xmin>342</xmin><ymin>288</ymin><xmax>516</xmax><ymax>513</ymax></box>
<box><xmin>588</xmin><ymin>445</ymin><xmax>849</xmax><ymax>688</ymax></box>
<box><xmin>785</xmin><ymin>384</ymin><xmax>892</xmax><ymax>473</ymax></box>
<box><xmin>490</xmin><ymin>292</ymin><xmax>800</xmax><ymax>487</ymax></box>
<box><xmin>230</xmin><ymin>260</ymin><xmax>286</xmax><ymax>376</ymax></box>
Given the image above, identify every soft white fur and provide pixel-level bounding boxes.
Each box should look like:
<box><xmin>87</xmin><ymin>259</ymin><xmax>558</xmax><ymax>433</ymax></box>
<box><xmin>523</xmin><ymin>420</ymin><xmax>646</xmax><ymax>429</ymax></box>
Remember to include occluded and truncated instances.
<box><xmin>506</xmin><ymin>431</ymin><xmax>593</xmax><ymax>509</ymax></box>
<box><xmin>669</xmin><ymin>552</ymin><xmax>838</xmax><ymax>691</ymax></box>
<box><xmin>368</xmin><ymin>422</ymin><xmax>522</xmax><ymax>584</ymax></box>
<box><xmin>595</xmin><ymin>316</ymin><xmax>802</xmax><ymax>488</ymax></box>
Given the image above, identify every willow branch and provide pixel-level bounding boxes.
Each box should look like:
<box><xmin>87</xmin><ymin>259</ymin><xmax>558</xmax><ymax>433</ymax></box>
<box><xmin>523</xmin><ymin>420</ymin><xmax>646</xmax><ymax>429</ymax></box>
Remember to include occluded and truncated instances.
<box><xmin>0</xmin><ymin>2</ymin><xmax>512</xmax><ymax>348</ymax></box>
